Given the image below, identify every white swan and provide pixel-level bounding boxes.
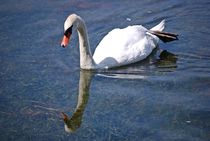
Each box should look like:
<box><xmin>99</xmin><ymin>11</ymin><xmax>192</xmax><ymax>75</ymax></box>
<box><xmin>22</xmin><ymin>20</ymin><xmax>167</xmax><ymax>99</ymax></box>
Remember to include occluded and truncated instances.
<box><xmin>61</xmin><ymin>14</ymin><xmax>178</xmax><ymax>70</ymax></box>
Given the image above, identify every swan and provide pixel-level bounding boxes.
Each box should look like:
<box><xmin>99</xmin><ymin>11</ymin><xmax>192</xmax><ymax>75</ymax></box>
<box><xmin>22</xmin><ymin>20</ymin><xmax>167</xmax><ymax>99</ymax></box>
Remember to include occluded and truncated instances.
<box><xmin>61</xmin><ymin>14</ymin><xmax>178</xmax><ymax>70</ymax></box>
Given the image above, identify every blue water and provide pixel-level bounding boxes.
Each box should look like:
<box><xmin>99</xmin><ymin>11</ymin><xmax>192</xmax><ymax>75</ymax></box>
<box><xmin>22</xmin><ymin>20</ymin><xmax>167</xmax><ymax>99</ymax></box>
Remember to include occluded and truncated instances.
<box><xmin>1</xmin><ymin>0</ymin><xmax>210</xmax><ymax>141</ymax></box>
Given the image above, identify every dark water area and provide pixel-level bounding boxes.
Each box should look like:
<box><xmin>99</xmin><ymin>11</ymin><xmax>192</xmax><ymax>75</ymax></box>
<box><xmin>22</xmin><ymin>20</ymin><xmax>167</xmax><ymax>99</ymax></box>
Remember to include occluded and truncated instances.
<box><xmin>0</xmin><ymin>0</ymin><xmax>210</xmax><ymax>141</ymax></box>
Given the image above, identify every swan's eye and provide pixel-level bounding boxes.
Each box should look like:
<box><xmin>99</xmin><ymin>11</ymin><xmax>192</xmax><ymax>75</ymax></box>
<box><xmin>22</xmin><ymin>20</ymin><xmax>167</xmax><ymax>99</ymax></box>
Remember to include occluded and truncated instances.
<box><xmin>64</xmin><ymin>25</ymin><xmax>73</xmax><ymax>37</ymax></box>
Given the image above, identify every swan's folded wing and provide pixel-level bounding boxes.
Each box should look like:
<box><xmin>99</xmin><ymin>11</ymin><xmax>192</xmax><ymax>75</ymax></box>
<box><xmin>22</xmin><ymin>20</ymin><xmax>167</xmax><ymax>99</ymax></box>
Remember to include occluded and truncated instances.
<box><xmin>93</xmin><ymin>25</ymin><xmax>156</xmax><ymax>68</ymax></box>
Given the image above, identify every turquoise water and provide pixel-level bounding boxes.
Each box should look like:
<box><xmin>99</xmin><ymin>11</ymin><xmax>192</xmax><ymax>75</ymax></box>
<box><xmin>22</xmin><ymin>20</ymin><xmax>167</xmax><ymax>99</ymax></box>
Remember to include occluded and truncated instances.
<box><xmin>1</xmin><ymin>0</ymin><xmax>210</xmax><ymax>140</ymax></box>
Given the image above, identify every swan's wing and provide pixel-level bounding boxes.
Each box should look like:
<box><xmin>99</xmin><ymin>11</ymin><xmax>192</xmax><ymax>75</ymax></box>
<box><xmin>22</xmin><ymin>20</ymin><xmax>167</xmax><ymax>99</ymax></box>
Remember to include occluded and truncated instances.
<box><xmin>93</xmin><ymin>25</ymin><xmax>156</xmax><ymax>68</ymax></box>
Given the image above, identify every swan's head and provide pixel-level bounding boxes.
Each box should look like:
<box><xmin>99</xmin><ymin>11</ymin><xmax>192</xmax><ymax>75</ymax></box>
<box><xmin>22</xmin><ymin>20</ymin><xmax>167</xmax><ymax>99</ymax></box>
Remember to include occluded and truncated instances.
<box><xmin>61</xmin><ymin>14</ymin><xmax>80</xmax><ymax>48</ymax></box>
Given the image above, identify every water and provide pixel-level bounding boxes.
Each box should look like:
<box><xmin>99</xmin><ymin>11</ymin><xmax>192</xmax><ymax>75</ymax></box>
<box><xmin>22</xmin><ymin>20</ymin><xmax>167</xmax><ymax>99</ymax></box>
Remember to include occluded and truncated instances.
<box><xmin>1</xmin><ymin>0</ymin><xmax>210</xmax><ymax>140</ymax></box>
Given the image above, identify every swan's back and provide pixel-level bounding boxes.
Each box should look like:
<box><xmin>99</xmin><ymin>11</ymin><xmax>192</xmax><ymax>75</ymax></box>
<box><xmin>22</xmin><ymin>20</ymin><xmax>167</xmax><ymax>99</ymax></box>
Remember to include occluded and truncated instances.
<box><xmin>93</xmin><ymin>25</ymin><xmax>158</xmax><ymax>68</ymax></box>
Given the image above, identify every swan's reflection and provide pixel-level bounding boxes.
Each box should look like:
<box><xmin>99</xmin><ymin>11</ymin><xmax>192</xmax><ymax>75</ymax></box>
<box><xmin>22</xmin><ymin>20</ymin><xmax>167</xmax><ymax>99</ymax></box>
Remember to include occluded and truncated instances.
<box><xmin>155</xmin><ymin>50</ymin><xmax>177</xmax><ymax>69</ymax></box>
<box><xmin>60</xmin><ymin>50</ymin><xmax>177</xmax><ymax>133</ymax></box>
<box><xmin>97</xmin><ymin>50</ymin><xmax>178</xmax><ymax>79</ymax></box>
<box><xmin>61</xmin><ymin>70</ymin><xmax>93</xmax><ymax>133</ymax></box>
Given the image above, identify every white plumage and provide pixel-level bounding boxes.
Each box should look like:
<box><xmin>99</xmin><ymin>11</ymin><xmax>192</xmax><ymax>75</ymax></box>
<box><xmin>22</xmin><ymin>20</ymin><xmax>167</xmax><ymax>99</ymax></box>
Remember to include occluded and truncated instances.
<box><xmin>93</xmin><ymin>25</ymin><xmax>160</xmax><ymax>68</ymax></box>
<box><xmin>61</xmin><ymin>14</ymin><xmax>177</xmax><ymax>70</ymax></box>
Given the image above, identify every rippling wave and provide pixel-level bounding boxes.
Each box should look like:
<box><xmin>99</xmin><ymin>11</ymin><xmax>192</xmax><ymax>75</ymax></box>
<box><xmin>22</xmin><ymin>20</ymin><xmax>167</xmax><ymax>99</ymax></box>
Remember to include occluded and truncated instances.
<box><xmin>0</xmin><ymin>0</ymin><xmax>210</xmax><ymax>141</ymax></box>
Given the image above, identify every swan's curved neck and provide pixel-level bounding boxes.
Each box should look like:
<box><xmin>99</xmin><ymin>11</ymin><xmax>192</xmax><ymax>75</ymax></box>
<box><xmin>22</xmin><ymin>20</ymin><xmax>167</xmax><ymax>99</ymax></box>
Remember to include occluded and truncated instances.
<box><xmin>77</xmin><ymin>18</ymin><xmax>96</xmax><ymax>69</ymax></box>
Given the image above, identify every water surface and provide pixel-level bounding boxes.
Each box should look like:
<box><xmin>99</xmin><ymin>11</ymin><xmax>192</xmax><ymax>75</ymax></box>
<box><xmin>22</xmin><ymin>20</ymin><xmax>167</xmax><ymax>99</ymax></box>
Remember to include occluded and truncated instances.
<box><xmin>0</xmin><ymin>0</ymin><xmax>210</xmax><ymax>141</ymax></box>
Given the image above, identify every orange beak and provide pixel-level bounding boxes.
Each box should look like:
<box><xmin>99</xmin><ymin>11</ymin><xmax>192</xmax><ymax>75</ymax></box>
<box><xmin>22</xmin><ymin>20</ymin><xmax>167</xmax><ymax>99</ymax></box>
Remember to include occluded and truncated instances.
<box><xmin>61</xmin><ymin>34</ymin><xmax>71</xmax><ymax>48</ymax></box>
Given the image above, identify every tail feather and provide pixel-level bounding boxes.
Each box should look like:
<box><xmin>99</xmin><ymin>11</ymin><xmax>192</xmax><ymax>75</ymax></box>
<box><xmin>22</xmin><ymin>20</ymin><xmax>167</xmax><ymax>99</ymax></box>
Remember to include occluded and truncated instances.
<box><xmin>150</xmin><ymin>30</ymin><xmax>179</xmax><ymax>43</ymax></box>
<box><xmin>150</xmin><ymin>19</ymin><xmax>178</xmax><ymax>43</ymax></box>
<box><xmin>150</xmin><ymin>19</ymin><xmax>165</xmax><ymax>31</ymax></box>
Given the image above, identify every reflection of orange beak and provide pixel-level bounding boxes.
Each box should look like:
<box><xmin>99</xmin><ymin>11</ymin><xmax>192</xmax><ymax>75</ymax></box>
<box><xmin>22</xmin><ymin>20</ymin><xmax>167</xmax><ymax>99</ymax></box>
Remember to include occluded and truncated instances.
<box><xmin>61</xmin><ymin>112</ymin><xmax>69</xmax><ymax>123</ymax></box>
<box><xmin>61</xmin><ymin>34</ymin><xmax>71</xmax><ymax>48</ymax></box>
